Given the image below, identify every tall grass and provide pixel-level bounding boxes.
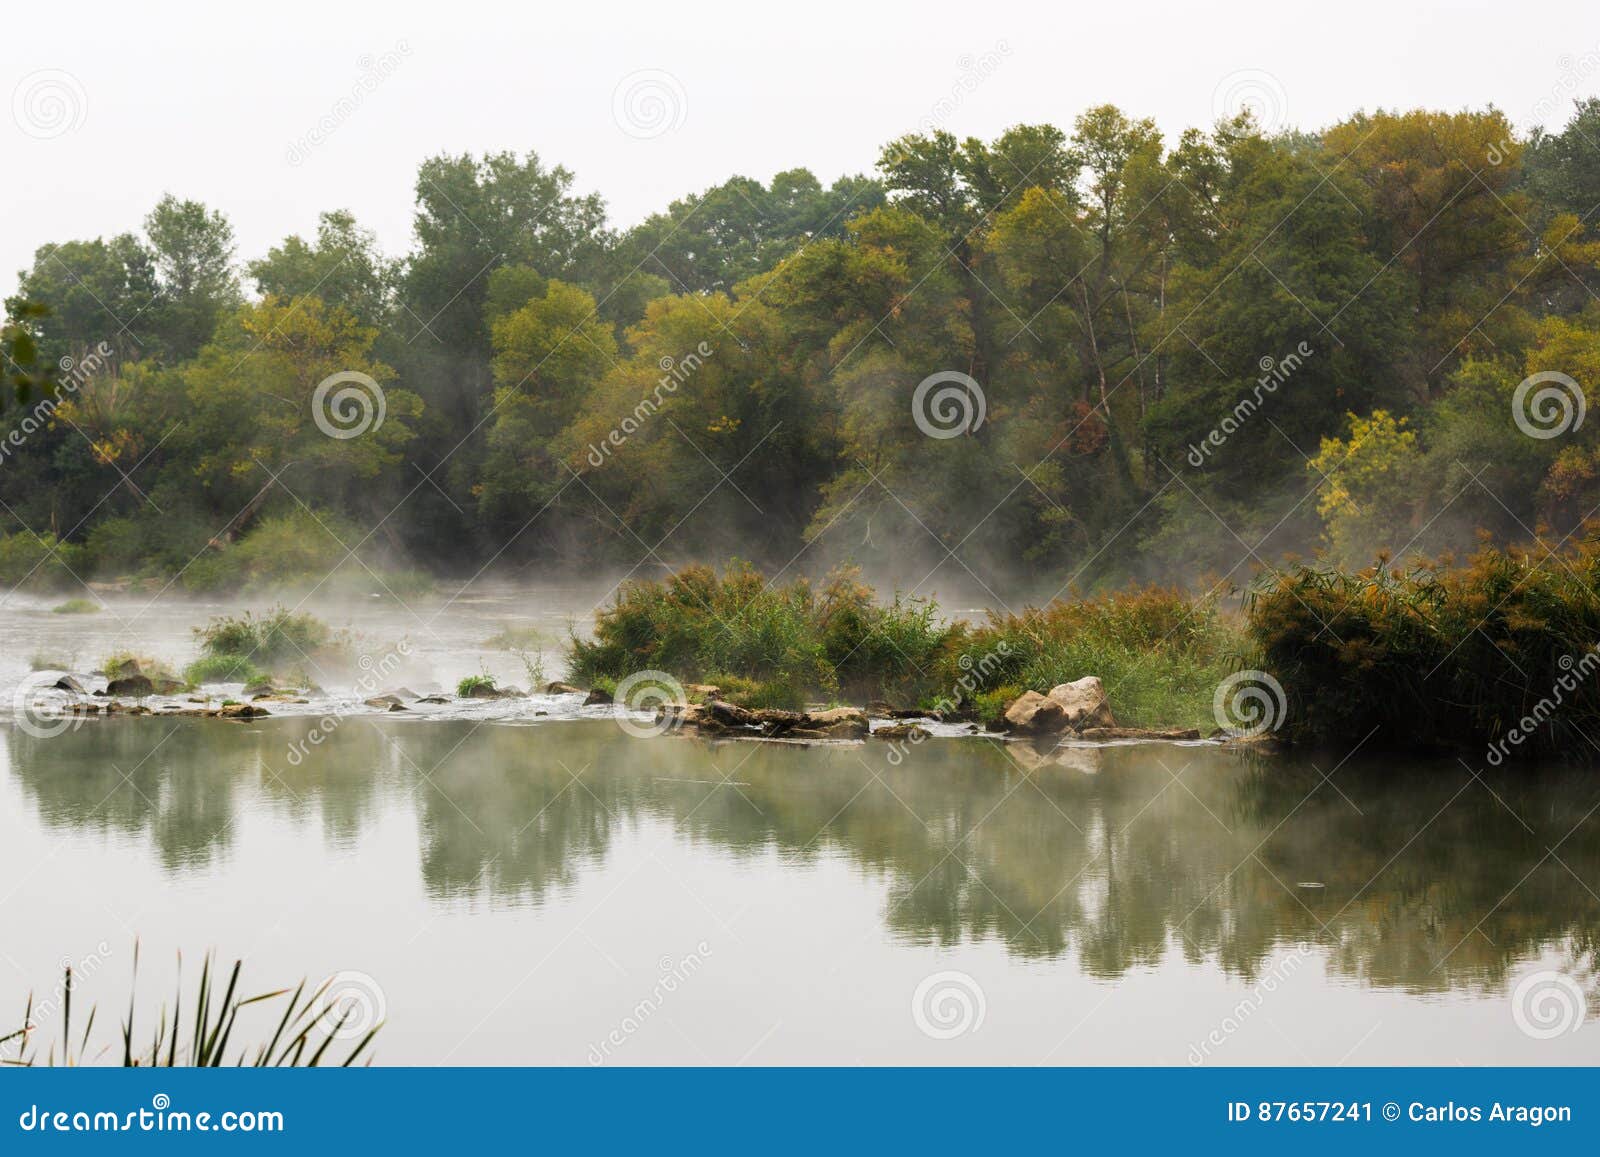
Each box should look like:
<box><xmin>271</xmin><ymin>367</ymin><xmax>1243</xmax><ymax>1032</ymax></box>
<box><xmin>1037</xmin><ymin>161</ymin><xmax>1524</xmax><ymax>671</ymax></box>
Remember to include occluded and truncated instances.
<box><xmin>568</xmin><ymin>562</ymin><xmax>1239</xmax><ymax>722</ymax></box>
<box><xmin>184</xmin><ymin>607</ymin><xmax>341</xmax><ymax>686</ymax></box>
<box><xmin>1246</xmin><ymin>539</ymin><xmax>1600</xmax><ymax>755</ymax></box>
<box><xmin>935</xmin><ymin>587</ymin><xmax>1244</xmax><ymax>728</ymax></box>
<box><xmin>1</xmin><ymin>945</ymin><xmax>379</xmax><ymax>1067</ymax></box>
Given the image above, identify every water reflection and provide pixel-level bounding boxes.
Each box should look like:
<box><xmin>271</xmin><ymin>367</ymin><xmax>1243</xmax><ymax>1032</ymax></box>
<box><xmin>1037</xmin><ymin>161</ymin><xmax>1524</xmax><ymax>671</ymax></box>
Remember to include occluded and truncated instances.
<box><xmin>5</xmin><ymin>717</ymin><xmax>1599</xmax><ymax>995</ymax></box>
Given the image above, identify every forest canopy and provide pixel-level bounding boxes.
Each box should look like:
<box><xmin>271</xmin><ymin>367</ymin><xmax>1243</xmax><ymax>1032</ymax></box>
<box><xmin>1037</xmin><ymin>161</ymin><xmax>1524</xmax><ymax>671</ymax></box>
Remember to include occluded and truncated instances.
<box><xmin>5</xmin><ymin>100</ymin><xmax>1600</xmax><ymax>596</ymax></box>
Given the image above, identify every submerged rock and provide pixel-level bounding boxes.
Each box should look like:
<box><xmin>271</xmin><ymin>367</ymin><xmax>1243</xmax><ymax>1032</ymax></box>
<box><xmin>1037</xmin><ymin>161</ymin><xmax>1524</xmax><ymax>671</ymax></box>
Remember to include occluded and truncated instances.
<box><xmin>1076</xmin><ymin>726</ymin><xmax>1200</xmax><ymax>742</ymax></box>
<box><xmin>871</xmin><ymin>722</ymin><xmax>932</xmax><ymax>741</ymax></box>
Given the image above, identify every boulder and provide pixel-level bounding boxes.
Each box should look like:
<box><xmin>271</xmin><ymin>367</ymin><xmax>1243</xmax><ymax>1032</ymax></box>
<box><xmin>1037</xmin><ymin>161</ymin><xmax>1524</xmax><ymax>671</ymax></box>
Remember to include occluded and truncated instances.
<box><xmin>106</xmin><ymin>674</ymin><xmax>154</xmax><ymax>697</ymax></box>
<box><xmin>242</xmin><ymin>678</ymin><xmax>276</xmax><ymax>697</ymax></box>
<box><xmin>416</xmin><ymin>695</ymin><xmax>449</xmax><ymax>704</ymax></box>
<box><xmin>150</xmin><ymin>677</ymin><xmax>187</xmax><ymax>695</ymax></box>
<box><xmin>1003</xmin><ymin>690</ymin><xmax>1069</xmax><ymax>735</ymax></box>
<box><xmin>52</xmin><ymin>675</ymin><xmax>85</xmax><ymax>693</ymax></box>
<box><xmin>1046</xmin><ymin>677</ymin><xmax>1115</xmax><ymax>729</ymax></box>
<box><xmin>365</xmin><ymin>694</ymin><xmax>407</xmax><ymax>708</ymax></box>
<box><xmin>808</xmin><ymin>706</ymin><xmax>869</xmax><ymax>739</ymax></box>
<box><xmin>106</xmin><ymin>658</ymin><xmax>142</xmax><ymax>680</ymax></box>
<box><xmin>546</xmin><ymin>681</ymin><xmax>584</xmax><ymax>695</ymax></box>
<box><xmin>583</xmin><ymin>687</ymin><xmax>613</xmax><ymax>706</ymax></box>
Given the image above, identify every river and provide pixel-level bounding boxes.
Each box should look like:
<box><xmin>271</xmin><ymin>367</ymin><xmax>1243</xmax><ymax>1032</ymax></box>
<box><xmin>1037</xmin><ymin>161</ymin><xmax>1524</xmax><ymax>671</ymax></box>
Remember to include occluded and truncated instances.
<box><xmin>1</xmin><ymin>588</ymin><xmax>1596</xmax><ymax>1064</ymax></box>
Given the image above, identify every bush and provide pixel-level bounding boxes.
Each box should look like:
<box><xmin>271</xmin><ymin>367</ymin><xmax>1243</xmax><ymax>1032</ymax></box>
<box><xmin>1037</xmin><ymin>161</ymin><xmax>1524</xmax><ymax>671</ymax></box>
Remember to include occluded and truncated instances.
<box><xmin>568</xmin><ymin>561</ymin><xmax>956</xmax><ymax>704</ymax></box>
<box><xmin>51</xmin><ymin>598</ymin><xmax>100</xmax><ymax>614</ymax></box>
<box><xmin>457</xmin><ymin>674</ymin><xmax>497</xmax><ymax>697</ymax></box>
<box><xmin>0</xmin><ymin>532</ymin><xmax>85</xmax><ymax>590</ymax></box>
<box><xmin>1246</xmin><ymin>539</ymin><xmax>1600</xmax><ymax>756</ymax></box>
<box><xmin>934</xmin><ymin>587</ymin><xmax>1244</xmax><ymax>728</ymax></box>
<box><xmin>186</xmin><ymin>607</ymin><xmax>341</xmax><ymax>685</ymax></box>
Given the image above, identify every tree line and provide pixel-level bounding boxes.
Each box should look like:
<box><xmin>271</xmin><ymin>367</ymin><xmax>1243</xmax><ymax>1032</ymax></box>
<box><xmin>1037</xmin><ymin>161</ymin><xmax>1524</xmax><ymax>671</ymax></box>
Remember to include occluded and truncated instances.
<box><xmin>4</xmin><ymin>100</ymin><xmax>1600</xmax><ymax>595</ymax></box>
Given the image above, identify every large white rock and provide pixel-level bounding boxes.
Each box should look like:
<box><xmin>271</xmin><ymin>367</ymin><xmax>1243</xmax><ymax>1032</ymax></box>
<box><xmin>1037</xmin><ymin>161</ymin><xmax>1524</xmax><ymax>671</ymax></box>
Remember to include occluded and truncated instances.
<box><xmin>1047</xmin><ymin>676</ymin><xmax>1115</xmax><ymax>729</ymax></box>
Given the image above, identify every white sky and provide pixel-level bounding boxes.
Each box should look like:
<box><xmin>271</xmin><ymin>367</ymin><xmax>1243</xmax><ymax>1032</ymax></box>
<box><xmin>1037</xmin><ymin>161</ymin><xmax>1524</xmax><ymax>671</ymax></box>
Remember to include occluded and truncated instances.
<box><xmin>3</xmin><ymin>0</ymin><xmax>1597</xmax><ymax>299</ymax></box>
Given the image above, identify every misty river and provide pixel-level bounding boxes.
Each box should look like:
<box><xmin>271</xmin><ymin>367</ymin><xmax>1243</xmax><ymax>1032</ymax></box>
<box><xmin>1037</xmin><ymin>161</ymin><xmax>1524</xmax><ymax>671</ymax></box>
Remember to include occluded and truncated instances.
<box><xmin>2</xmin><ymin>588</ymin><xmax>1598</xmax><ymax>1064</ymax></box>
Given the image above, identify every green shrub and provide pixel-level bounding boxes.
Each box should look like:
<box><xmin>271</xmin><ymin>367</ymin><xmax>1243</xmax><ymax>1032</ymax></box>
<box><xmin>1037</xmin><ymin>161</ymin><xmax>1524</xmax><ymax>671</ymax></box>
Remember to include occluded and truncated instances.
<box><xmin>185</xmin><ymin>607</ymin><xmax>341</xmax><ymax>685</ymax></box>
<box><xmin>457</xmin><ymin>673</ymin><xmax>498</xmax><ymax>697</ymax></box>
<box><xmin>0</xmin><ymin>532</ymin><xmax>85</xmax><ymax>590</ymax></box>
<box><xmin>51</xmin><ymin>598</ymin><xmax>100</xmax><ymax>614</ymax></box>
<box><xmin>1246</xmin><ymin>540</ymin><xmax>1600</xmax><ymax>756</ymax></box>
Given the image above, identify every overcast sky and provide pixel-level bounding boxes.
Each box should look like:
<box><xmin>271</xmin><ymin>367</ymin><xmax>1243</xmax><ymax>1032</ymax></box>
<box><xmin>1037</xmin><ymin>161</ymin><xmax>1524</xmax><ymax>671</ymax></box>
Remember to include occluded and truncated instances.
<box><xmin>3</xmin><ymin>0</ymin><xmax>1597</xmax><ymax>298</ymax></box>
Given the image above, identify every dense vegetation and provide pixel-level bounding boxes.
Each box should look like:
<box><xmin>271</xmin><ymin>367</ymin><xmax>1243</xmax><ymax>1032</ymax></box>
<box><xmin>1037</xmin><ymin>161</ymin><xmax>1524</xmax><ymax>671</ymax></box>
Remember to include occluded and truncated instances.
<box><xmin>569</xmin><ymin>561</ymin><xmax>1239</xmax><ymax>727</ymax></box>
<box><xmin>5</xmin><ymin>101</ymin><xmax>1600</xmax><ymax>595</ymax></box>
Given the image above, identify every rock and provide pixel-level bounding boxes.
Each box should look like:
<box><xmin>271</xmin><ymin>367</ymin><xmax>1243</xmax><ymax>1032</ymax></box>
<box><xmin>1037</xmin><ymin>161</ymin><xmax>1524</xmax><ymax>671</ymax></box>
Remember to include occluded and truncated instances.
<box><xmin>52</xmin><ymin>675</ymin><xmax>85</xmax><ymax>693</ymax></box>
<box><xmin>365</xmin><ymin>694</ymin><xmax>407</xmax><ymax>708</ymax></box>
<box><xmin>150</xmin><ymin>677</ymin><xmax>187</xmax><ymax>695</ymax></box>
<box><xmin>383</xmin><ymin>687</ymin><xmax>420</xmax><ymax>700</ymax></box>
<box><xmin>1046</xmin><ymin>677</ymin><xmax>1115</xmax><ymax>729</ymax></box>
<box><xmin>546</xmin><ymin>681</ymin><xmax>584</xmax><ymax>695</ymax></box>
<box><xmin>871</xmin><ymin>723</ymin><xmax>932</xmax><ymax>741</ymax></box>
<box><xmin>583</xmin><ymin>688</ymin><xmax>613</xmax><ymax>706</ymax></box>
<box><xmin>106</xmin><ymin>658</ymin><xmax>142</xmax><ymax>679</ymax></box>
<box><xmin>1003</xmin><ymin>690</ymin><xmax>1069</xmax><ymax>735</ymax></box>
<box><xmin>106</xmin><ymin>674</ymin><xmax>154</xmax><ymax>697</ymax></box>
<box><xmin>242</xmin><ymin>679</ymin><xmax>275</xmax><ymax>697</ymax></box>
<box><xmin>808</xmin><ymin>707</ymin><xmax>869</xmax><ymax>739</ymax></box>
<box><xmin>463</xmin><ymin>682</ymin><xmax>506</xmax><ymax>700</ymax></box>
<box><xmin>386</xmin><ymin>702</ymin><xmax>409</xmax><ymax>712</ymax></box>
<box><xmin>1077</xmin><ymin>726</ymin><xmax>1200</xmax><ymax>742</ymax></box>
<box><xmin>218</xmin><ymin>703</ymin><xmax>268</xmax><ymax>719</ymax></box>
<box><xmin>416</xmin><ymin>695</ymin><xmax>449</xmax><ymax>704</ymax></box>
<box><xmin>704</xmin><ymin>700</ymin><xmax>755</xmax><ymax>728</ymax></box>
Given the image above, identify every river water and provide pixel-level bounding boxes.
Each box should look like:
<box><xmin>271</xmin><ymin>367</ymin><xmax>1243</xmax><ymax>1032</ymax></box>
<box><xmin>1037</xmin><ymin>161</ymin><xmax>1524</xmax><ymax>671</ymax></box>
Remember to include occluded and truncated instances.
<box><xmin>1</xmin><ymin>588</ymin><xmax>1597</xmax><ymax>1064</ymax></box>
